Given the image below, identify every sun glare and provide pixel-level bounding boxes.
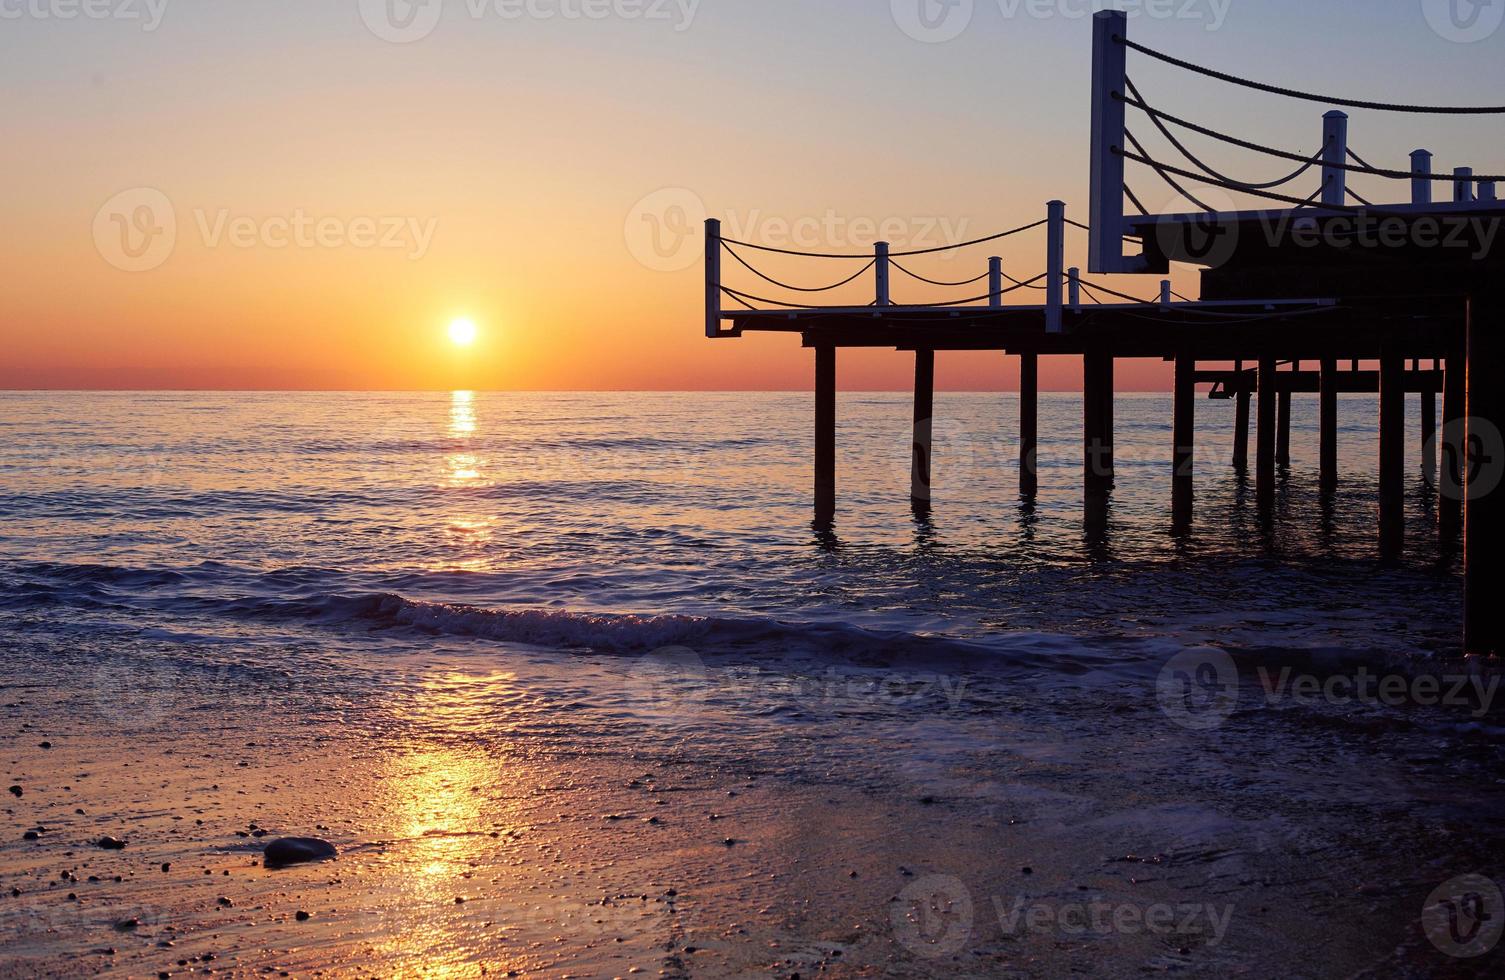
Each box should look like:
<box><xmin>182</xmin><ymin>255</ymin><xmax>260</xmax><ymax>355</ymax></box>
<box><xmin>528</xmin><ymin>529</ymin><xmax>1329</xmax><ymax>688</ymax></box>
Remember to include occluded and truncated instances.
<box><xmin>448</xmin><ymin>318</ymin><xmax>478</xmax><ymax>347</ymax></box>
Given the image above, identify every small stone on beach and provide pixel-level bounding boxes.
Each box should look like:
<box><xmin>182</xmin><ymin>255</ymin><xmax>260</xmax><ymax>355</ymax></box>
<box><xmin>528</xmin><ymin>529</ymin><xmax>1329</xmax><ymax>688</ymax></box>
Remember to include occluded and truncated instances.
<box><xmin>263</xmin><ymin>837</ymin><xmax>338</xmax><ymax>868</ymax></box>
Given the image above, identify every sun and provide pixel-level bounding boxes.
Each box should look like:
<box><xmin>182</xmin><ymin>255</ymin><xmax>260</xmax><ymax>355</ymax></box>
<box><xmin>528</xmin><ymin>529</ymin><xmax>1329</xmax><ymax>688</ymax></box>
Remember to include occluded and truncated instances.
<box><xmin>448</xmin><ymin>318</ymin><xmax>478</xmax><ymax>347</ymax></box>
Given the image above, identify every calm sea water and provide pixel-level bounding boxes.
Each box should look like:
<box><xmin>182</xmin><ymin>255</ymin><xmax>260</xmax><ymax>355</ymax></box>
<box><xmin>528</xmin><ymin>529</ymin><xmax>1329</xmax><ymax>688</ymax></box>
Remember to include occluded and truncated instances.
<box><xmin>0</xmin><ymin>390</ymin><xmax>1460</xmax><ymax>671</ymax></box>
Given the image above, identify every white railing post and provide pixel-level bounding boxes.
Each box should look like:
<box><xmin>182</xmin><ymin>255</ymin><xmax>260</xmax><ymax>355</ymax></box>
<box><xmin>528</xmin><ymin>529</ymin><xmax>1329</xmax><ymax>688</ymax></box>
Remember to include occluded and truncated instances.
<box><xmin>705</xmin><ymin>218</ymin><xmax>721</xmax><ymax>338</ymax></box>
<box><xmin>1046</xmin><ymin>201</ymin><xmax>1065</xmax><ymax>333</ymax></box>
<box><xmin>1481</xmin><ymin>181</ymin><xmax>1499</xmax><ymax>202</ymax></box>
<box><xmin>875</xmin><ymin>241</ymin><xmax>891</xmax><ymax>307</ymax></box>
<box><xmin>1455</xmin><ymin>167</ymin><xmax>1475</xmax><ymax>203</ymax></box>
<box><xmin>1089</xmin><ymin>9</ymin><xmax>1130</xmax><ymax>274</ymax></box>
<box><xmin>1411</xmin><ymin>150</ymin><xmax>1433</xmax><ymax>206</ymax></box>
<box><xmin>1321</xmin><ymin>111</ymin><xmax>1348</xmax><ymax>207</ymax></box>
<box><xmin>989</xmin><ymin>256</ymin><xmax>1003</xmax><ymax>308</ymax></box>
<box><xmin>1160</xmin><ymin>280</ymin><xmax>1172</xmax><ymax>306</ymax></box>
<box><xmin>1068</xmin><ymin>267</ymin><xmax>1081</xmax><ymax>311</ymax></box>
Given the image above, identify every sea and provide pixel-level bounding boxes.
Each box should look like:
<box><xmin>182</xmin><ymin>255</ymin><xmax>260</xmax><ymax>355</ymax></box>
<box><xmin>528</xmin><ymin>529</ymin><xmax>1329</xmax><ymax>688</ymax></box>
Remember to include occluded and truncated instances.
<box><xmin>0</xmin><ymin>389</ymin><xmax>1460</xmax><ymax>674</ymax></box>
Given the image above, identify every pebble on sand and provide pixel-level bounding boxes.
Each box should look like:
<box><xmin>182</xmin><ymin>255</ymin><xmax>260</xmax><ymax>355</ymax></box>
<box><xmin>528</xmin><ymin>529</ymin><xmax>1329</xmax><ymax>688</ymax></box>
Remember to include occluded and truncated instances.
<box><xmin>96</xmin><ymin>836</ymin><xmax>127</xmax><ymax>850</ymax></box>
<box><xmin>7</xmin><ymin>786</ymin><xmax>20</xmax><ymax>798</ymax></box>
<box><xmin>263</xmin><ymin>837</ymin><xmax>338</xmax><ymax>869</ymax></box>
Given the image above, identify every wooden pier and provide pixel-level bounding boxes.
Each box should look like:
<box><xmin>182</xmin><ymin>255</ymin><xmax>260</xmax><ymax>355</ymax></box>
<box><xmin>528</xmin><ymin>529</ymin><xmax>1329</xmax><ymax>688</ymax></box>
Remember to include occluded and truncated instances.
<box><xmin>703</xmin><ymin>11</ymin><xmax>1505</xmax><ymax>659</ymax></box>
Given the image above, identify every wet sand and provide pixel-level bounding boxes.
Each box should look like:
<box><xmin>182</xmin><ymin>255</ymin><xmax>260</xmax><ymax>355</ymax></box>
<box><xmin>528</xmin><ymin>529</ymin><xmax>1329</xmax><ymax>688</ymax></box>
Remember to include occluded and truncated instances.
<box><xmin>4</xmin><ymin>645</ymin><xmax>1505</xmax><ymax>978</ymax></box>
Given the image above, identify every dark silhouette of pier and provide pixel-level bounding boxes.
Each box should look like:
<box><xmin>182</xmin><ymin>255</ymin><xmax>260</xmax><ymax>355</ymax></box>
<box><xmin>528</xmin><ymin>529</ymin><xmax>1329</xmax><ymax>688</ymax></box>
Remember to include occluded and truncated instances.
<box><xmin>704</xmin><ymin>11</ymin><xmax>1505</xmax><ymax>659</ymax></box>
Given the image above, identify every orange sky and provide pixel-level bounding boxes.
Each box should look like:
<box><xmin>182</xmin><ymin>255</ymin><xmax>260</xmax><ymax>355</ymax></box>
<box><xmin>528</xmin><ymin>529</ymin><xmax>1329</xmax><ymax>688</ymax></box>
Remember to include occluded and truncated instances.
<box><xmin>2</xmin><ymin>2</ymin><xmax>1499</xmax><ymax>391</ymax></box>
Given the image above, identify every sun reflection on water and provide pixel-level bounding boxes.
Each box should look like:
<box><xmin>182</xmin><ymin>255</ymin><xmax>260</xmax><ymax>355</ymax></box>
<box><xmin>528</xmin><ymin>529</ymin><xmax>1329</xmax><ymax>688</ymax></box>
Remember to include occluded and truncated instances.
<box><xmin>358</xmin><ymin>670</ymin><xmax>533</xmax><ymax>975</ymax></box>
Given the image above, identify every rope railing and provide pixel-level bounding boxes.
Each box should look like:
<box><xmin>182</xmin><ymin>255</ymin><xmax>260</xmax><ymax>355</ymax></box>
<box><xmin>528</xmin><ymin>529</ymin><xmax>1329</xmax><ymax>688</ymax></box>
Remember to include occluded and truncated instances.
<box><xmin>1118</xmin><ymin>90</ymin><xmax>1505</xmax><ymax>185</ymax></box>
<box><xmin>719</xmin><ymin>218</ymin><xmax>1047</xmax><ymax>260</ymax></box>
<box><xmin>722</xmin><ymin>244</ymin><xmax>876</xmax><ymax>293</ymax></box>
<box><xmin>887</xmin><ymin>259</ymin><xmax>992</xmax><ymax>288</ymax></box>
<box><xmin>1125</xmin><ymin>78</ymin><xmax>1322</xmax><ymax>192</ymax></box>
<box><xmin>1115</xmin><ymin>35</ymin><xmax>1505</xmax><ymax>115</ymax></box>
<box><xmin>1123</xmin><ymin>128</ymin><xmax>1217</xmax><ymax>213</ymax></box>
<box><xmin>889</xmin><ymin>274</ymin><xmax>1049</xmax><ymax>308</ymax></box>
<box><xmin>1114</xmin><ymin>146</ymin><xmax>1371</xmax><ymax>213</ymax></box>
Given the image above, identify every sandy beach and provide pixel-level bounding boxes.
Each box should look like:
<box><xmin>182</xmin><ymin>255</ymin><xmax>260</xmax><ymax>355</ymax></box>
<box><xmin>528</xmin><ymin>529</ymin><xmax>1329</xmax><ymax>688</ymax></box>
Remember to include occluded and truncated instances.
<box><xmin>5</xmin><ymin>633</ymin><xmax>1503</xmax><ymax>978</ymax></box>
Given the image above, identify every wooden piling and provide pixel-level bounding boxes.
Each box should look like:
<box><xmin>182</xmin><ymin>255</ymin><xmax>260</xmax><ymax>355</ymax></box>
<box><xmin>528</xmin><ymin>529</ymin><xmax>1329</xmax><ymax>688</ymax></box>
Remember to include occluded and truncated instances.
<box><xmin>1233</xmin><ymin>389</ymin><xmax>1251</xmax><ymax>471</ymax></box>
<box><xmin>1276</xmin><ymin>387</ymin><xmax>1293</xmax><ymax>469</ymax></box>
<box><xmin>1257</xmin><ymin>355</ymin><xmax>1277</xmax><ymax>512</ymax></box>
<box><xmin>1421</xmin><ymin>366</ymin><xmax>1438</xmax><ymax>486</ymax></box>
<box><xmin>1465</xmin><ymin>286</ymin><xmax>1505</xmax><ymax>656</ymax></box>
<box><xmin>1173</xmin><ymin>352</ymin><xmax>1195</xmax><ymax>531</ymax></box>
<box><xmin>1019</xmin><ymin>352</ymin><xmax>1039</xmax><ymax>498</ymax></box>
<box><xmin>912</xmin><ymin>349</ymin><xmax>935</xmax><ymax>504</ymax></box>
<box><xmin>1441</xmin><ymin>346</ymin><xmax>1466</xmax><ymax>540</ymax></box>
<box><xmin>815</xmin><ymin>344</ymin><xmax>836</xmax><ymax>525</ymax></box>
<box><xmin>1319</xmin><ymin>357</ymin><xmax>1339</xmax><ymax>491</ymax></box>
<box><xmin>1231</xmin><ymin>359</ymin><xmax>1250</xmax><ymax>471</ymax></box>
<box><xmin>1084</xmin><ymin>351</ymin><xmax>1112</xmax><ymax>507</ymax></box>
<box><xmin>1379</xmin><ymin>351</ymin><xmax>1405</xmax><ymax>558</ymax></box>
<box><xmin>1102</xmin><ymin>355</ymin><xmax>1116</xmax><ymax>482</ymax></box>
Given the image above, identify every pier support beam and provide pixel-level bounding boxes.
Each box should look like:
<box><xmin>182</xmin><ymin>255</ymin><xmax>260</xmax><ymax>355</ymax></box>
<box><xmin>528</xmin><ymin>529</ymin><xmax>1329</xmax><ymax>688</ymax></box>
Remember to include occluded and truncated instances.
<box><xmin>1379</xmin><ymin>351</ymin><xmax>1405</xmax><ymax>559</ymax></box>
<box><xmin>1084</xmin><ymin>351</ymin><xmax>1113</xmax><ymax>509</ymax></box>
<box><xmin>1019</xmin><ymin>352</ymin><xmax>1039</xmax><ymax>498</ymax></box>
<box><xmin>1173</xmin><ymin>352</ymin><xmax>1195</xmax><ymax>532</ymax></box>
<box><xmin>1102</xmin><ymin>356</ymin><xmax>1115</xmax><ymax>482</ymax></box>
<box><xmin>815</xmin><ymin>344</ymin><xmax>836</xmax><ymax>526</ymax></box>
<box><xmin>1466</xmin><ymin>286</ymin><xmax>1505</xmax><ymax>656</ymax></box>
<box><xmin>1257</xmin><ymin>356</ymin><xmax>1277</xmax><ymax>513</ymax></box>
<box><xmin>1421</xmin><ymin>366</ymin><xmax>1438</xmax><ymax>486</ymax></box>
<box><xmin>912</xmin><ymin>350</ymin><xmax>935</xmax><ymax>505</ymax></box>
<box><xmin>1319</xmin><ymin>357</ymin><xmax>1339</xmax><ymax>492</ymax></box>
<box><xmin>1232</xmin><ymin>360</ymin><xmax>1250</xmax><ymax>471</ymax></box>
<box><xmin>1442</xmin><ymin>346</ymin><xmax>1466</xmax><ymax>540</ymax></box>
<box><xmin>1276</xmin><ymin>387</ymin><xmax>1293</xmax><ymax>469</ymax></box>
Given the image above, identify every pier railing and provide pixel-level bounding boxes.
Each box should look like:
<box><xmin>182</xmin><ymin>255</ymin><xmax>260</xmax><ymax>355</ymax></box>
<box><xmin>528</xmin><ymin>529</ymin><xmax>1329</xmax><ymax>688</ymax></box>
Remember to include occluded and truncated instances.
<box><xmin>1089</xmin><ymin>9</ymin><xmax>1505</xmax><ymax>274</ymax></box>
<box><xmin>705</xmin><ymin>201</ymin><xmax>1203</xmax><ymax>339</ymax></box>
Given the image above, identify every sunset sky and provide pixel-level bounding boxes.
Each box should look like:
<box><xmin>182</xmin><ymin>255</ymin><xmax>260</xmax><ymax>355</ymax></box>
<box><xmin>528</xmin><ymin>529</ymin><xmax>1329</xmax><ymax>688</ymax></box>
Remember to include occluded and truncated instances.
<box><xmin>2</xmin><ymin>0</ymin><xmax>1501</xmax><ymax>390</ymax></box>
